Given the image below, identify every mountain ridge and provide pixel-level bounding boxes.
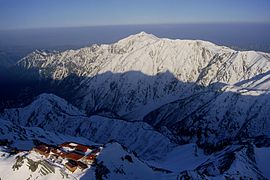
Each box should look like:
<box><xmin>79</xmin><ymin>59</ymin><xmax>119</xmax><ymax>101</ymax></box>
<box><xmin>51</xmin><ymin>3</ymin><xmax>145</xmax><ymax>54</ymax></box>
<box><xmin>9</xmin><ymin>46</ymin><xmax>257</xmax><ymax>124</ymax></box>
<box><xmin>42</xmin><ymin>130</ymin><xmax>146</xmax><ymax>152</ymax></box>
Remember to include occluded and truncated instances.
<box><xmin>1</xmin><ymin>93</ymin><xmax>176</xmax><ymax>160</ymax></box>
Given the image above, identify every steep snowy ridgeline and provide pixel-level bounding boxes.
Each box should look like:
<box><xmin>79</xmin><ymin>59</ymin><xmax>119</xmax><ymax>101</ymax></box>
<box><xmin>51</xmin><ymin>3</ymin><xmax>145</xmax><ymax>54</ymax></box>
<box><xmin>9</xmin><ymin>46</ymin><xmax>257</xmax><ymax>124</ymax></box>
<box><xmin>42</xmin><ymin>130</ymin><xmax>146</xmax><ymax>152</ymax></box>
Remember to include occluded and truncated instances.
<box><xmin>17</xmin><ymin>32</ymin><xmax>270</xmax><ymax>116</ymax></box>
<box><xmin>17</xmin><ymin>32</ymin><xmax>270</xmax><ymax>84</ymax></box>
<box><xmin>1</xmin><ymin>93</ymin><xmax>85</xmax><ymax>127</ymax></box>
<box><xmin>1</xmin><ymin>93</ymin><xmax>176</xmax><ymax>160</ymax></box>
<box><xmin>80</xmin><ymin>142</ymin><xmax>175</xmax><ymax>180</ymax></box>
<box><xmin>0</xmin><ymin>118</ymin><xmax>94</xmax><ymax>150</ymax></box>
<box><xmin>178</xmin><ymin>145</ymin><xmax>268</xmax><ymax>179</ymax></box>
<box><xmin>144</xmin><ymin>84</ymin><xmax>270</xmax><ymax>145</ymax></box>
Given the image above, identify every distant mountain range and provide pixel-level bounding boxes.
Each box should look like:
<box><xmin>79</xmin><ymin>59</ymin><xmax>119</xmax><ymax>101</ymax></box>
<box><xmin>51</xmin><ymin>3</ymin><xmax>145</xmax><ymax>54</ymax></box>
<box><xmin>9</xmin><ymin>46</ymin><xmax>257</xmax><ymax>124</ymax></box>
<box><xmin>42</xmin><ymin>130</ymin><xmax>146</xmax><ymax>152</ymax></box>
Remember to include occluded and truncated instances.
<box><xmin>0</xmin><ymin>32</ymin><xmax>269</xmax><ymax>179</ymax></box>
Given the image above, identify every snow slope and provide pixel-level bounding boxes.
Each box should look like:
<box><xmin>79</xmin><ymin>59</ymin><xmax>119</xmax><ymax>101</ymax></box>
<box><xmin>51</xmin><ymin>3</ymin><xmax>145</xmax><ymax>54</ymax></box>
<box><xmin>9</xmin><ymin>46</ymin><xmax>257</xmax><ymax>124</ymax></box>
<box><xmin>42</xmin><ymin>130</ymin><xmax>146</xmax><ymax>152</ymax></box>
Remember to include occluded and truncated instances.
<box><xmin>144</xmin><ymin>84</ymin><xmax>270</xmax><ymax>145</ymax></box>
<box><xmin>80</xmin><ymin>142</ymin><xmax>175</xmax><ymax>180</ymax></box>
<box><xmin>178</xmin><ymin>144</ymin><xmax>268</xmax><ymax>179</ymax></box>
<box><xmin>0</xmin><ymin>118</ymin><xmax>93</xmax><ymax>150</ymax></box>
<box><xmin>1</xmin><ymin>93</ymin><xmax>175</xmax><ymax>160</ymax></box>
<box><xmin>147</xmin><ymin>143</ymin><xmax>208</xmax><ymax>173</ymax></box>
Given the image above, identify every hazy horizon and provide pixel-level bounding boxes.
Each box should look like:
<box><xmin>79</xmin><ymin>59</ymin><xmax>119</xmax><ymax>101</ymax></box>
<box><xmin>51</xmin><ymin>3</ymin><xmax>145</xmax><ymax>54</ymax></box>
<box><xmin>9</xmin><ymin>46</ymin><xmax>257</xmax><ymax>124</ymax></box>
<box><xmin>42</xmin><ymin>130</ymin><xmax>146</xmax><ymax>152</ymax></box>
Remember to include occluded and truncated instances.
<box><xmin>1</xmin><ymin>0</ymin><xmax>270</xmax><ymax>66</ymax></box>
<box><xmin>1</xmin><ymin>0</ymin><xmax>269</xmax><ymax>30</ymax></box>
<box><xmin>1</xmin><ymin>23</ymin><xmax>270</xmax><ymax>52</ymax></box>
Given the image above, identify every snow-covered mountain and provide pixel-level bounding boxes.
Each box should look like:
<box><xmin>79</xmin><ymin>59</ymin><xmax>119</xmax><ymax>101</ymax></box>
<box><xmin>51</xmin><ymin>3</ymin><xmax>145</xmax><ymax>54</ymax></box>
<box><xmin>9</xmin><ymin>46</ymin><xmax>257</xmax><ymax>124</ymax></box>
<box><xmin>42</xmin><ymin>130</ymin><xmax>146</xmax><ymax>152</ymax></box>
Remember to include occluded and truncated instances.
<box><xmin>19</xmin><ymin>32</ymin><xmax>270</xmax><ymax>84</ymax></box>
<box><xmin>17</xmin><ymin>32</ymin><xmax>270</xmax><ymax>116</ymax></box>
<box><xmin>1</xmin><ymin>32</ymin><xmax>270</xmax><ymax>179</ymax></box>
<box><xmin>15</xmin><ymin>32</ymin><xmax>270</xmax><ymax>144</ymax></box>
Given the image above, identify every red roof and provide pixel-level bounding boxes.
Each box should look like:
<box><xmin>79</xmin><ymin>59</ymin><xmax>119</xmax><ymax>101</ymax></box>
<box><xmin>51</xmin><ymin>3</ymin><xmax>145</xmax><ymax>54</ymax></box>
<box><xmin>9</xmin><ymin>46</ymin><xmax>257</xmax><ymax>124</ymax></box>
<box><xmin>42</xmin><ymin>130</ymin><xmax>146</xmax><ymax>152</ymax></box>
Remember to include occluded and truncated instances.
<box><xmin>75</xmin><ymin>144</ymin><xmax>89</xmax><ymax>153</ymax></box>
<box><xmin>50</xmin><ymin>148</ymin><xmax>67</xmax><ymax>158</ymax></box>
<box><xmin>65</xmin><ymin>152</ymin><xmax>84</xmax><ymax>161</ymax></box>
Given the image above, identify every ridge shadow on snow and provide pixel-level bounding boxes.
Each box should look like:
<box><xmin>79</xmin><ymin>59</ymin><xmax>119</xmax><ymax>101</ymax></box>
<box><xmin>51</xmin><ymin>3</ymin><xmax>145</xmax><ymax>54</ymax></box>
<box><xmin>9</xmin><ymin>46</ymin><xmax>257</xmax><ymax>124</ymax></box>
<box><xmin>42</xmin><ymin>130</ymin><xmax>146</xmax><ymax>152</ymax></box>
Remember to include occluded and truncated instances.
<box><xmin>1</xmin><ymin>65</ymin><xmax>270</xmax><ymax>152</ymax></box>
<box><xmin>0</xmin><ymin>65</ymin><xmax>219</xmax><ymax>112</ymax></box>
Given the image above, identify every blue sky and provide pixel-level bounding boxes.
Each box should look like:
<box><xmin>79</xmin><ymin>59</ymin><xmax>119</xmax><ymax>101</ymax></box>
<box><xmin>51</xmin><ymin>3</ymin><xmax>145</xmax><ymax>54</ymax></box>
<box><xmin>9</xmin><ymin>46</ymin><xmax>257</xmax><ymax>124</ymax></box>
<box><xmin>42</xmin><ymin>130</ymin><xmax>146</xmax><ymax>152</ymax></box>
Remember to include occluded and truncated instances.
<box><xmin>0</xmin><ymin>0</ymin><xmax>270</xmax><ymax>30</ymax></box>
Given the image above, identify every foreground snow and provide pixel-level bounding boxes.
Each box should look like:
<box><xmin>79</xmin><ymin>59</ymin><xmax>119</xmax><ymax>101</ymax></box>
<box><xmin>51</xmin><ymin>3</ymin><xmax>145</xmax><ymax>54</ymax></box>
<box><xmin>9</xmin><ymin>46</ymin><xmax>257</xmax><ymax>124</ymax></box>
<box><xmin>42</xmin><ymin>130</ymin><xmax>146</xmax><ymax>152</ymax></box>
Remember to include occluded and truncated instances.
<box><xmin>0</xmin><ymin>142</ymin><xmax>175</xmax><ymax>180</ymax></box>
